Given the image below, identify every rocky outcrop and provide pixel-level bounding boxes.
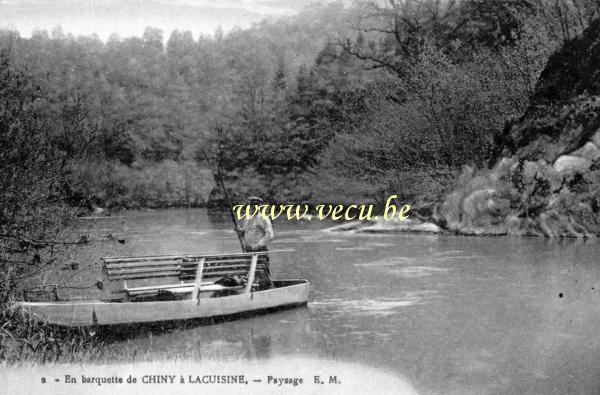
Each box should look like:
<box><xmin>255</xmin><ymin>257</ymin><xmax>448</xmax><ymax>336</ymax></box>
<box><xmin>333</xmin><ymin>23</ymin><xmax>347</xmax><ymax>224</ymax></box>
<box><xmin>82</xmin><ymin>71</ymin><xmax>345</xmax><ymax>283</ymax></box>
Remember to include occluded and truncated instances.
<box><xmin>438</xmin><ymin>19</ymin><xmax>600</xmax><ymax>238</ymax></box>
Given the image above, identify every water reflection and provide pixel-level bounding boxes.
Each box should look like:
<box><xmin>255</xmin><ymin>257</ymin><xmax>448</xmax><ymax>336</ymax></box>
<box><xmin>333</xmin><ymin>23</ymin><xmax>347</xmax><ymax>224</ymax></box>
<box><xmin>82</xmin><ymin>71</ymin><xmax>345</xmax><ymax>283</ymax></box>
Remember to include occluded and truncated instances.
<box><xmin>103</xmin><ymin>307</ymin><xmax>320</xmax><ymax>362</ymax></box>
<box><xmin>74</xmin><ymin>209</ymin><xmax>600</xmax><ymax>394</ymax></box>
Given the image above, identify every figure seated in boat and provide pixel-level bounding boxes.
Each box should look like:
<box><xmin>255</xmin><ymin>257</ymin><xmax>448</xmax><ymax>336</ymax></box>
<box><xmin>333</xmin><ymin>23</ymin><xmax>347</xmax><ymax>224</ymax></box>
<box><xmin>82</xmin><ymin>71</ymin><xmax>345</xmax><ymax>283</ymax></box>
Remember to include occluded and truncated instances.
<box><xmin>212</xmin><ymin>274</ymin><xmax>246</xmax><ymax>297</ymax></box>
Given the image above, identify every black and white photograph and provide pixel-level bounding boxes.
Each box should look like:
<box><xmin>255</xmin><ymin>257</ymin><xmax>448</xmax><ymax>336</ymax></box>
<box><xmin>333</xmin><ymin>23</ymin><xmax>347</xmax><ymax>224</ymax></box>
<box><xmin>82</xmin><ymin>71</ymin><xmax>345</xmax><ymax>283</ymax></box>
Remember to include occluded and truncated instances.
<box><xmin>1</xmin><ymin>1</ymin><xmax>600</xmax><ymax>394</ymax></box>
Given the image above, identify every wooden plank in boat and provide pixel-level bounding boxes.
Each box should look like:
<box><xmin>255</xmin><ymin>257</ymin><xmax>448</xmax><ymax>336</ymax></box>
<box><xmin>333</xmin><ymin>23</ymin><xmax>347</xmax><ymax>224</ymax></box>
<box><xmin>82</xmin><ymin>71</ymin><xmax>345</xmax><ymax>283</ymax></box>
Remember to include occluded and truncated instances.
<box><xmin>104</xmin><ymin>250</ymin><xmax>276</xmax><ymax>262</ymax></box>
<box><xmin>124</xmin><ymin>282</ymin><xmax>244</xmax><ymax>296</ymax></box>
<box><xmin>106</xmin><ymin>266</ymin><xmax>183</xmax><ymax>276</ymax></box>
<box><xmin>181</xmin><ymin>264</ymin><xmax>250</xmax><ymax>272</ymax></box>
<box><xmin>105</xmin><ymin>258</ymin><xmax>252</xmax><ymax>271</ymax></box>
<box><xmin>128</xmin><ymin>285</ymin><xmax>245</xmax><ymax>296</ymax></box>
<box><xmin>108</xmin><ymin>270</ymin><xmax>181</xmax><ymax>280</ymax></box>
<box><xmin>104</xmin><ymin>260</ymin><xmax>183</xmax><ymax>269</ymax></box>
<box><xmin>104</xmin><ymin>256</ymin><xmax>185</xmax><ymax>264</ymax></box>
<box><xmin>194</xmin><ymin>260</ymin><xmax>251</xmax><ymax>267</ymax></box>
<box><xmin>108</xmin><ymin>267</ymin><xmax>251</xmax><ymax>277</ymax></box>
<box><xmin>113</xmin><ymin>269</ymin><xmax>252</xmax><ymax>281</ymax></box>
<box><xmin>179</xmin><ymin>269</ymin><xmax>248</xmax><ymax>279</ymax></box>
<box><xmin>204</xmin><ymin>258</ymin><xmax>252</xmax><ymax>264</ymax></box>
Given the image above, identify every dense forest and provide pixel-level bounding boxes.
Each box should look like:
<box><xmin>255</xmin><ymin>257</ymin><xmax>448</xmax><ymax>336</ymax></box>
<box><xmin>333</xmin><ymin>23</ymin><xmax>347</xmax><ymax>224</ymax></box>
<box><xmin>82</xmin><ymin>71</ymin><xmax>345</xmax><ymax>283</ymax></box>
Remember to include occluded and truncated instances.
<box><xmin>2</xmin><ymin>0</ymin><xmax>597</xmax><ymax>212</ymax></box>
<box><xmin>1</xmin><ymin>0</ymin><xmax>600</xmax><ymax>363</ymax></box>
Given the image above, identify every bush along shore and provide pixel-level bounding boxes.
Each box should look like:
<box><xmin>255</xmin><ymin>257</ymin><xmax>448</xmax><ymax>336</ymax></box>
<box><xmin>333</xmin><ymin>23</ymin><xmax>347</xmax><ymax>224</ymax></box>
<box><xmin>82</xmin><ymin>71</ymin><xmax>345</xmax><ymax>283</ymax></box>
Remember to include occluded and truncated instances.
<box><xmin>0</xmin><ymin>297</ymin><xmax>105</xmax><ymax>364</ymax></box>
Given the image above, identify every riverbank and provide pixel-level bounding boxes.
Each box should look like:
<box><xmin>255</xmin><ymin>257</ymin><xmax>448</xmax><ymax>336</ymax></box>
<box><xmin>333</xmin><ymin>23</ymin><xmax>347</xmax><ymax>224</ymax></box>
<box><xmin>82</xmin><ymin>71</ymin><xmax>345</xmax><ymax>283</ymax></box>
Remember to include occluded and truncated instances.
<box><xmin>87</xmin><ymin>204</ymin><xmax>597</xmax><ymax>240</ymax></box>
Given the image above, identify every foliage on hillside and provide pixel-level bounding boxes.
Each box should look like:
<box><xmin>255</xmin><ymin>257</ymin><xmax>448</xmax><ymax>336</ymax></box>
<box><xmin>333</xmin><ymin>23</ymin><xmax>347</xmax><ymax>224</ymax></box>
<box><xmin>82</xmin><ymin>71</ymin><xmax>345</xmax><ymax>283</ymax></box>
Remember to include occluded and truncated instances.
<box><xmin>1</xmin><ymin>0</ymin><xmax>598</xmax><ymax>210</ymax></box>
<box><xmin>0</xmin><ymin>3</ymin><xmax>355</xmax><ymax>207</ymax></box>
<box><xmin>439</xmin><ymin>17</ymin><xmax>600</xmax><ymax>237</ymax></box>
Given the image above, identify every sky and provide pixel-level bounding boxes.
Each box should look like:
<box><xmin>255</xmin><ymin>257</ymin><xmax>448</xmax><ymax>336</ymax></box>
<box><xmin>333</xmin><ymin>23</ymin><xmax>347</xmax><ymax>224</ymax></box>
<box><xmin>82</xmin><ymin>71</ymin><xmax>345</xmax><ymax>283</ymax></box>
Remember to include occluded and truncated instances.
<box><xmin>0</xmin><ymin>0</ymin><xmax>332</xmax><ymax>41</ymax></box>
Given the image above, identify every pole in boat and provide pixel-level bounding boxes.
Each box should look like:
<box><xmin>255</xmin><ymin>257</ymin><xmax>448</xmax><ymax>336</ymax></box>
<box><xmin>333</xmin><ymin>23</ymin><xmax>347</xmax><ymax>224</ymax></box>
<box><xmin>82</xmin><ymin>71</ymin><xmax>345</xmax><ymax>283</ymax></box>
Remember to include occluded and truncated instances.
<box><xmin>215</xmin><ymin>163</ymin><xmax>246</xmax><ymax>252</ymax></box>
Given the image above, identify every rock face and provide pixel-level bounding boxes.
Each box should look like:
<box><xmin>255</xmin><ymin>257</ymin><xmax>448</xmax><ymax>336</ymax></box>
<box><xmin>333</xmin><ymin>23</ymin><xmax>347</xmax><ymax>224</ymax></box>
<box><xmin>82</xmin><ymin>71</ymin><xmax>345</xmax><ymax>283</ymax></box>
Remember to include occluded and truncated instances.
<box><xmin>438</xmin><ymin>19</ymin><xmax>600</xmax><ymax>238</ymax></box>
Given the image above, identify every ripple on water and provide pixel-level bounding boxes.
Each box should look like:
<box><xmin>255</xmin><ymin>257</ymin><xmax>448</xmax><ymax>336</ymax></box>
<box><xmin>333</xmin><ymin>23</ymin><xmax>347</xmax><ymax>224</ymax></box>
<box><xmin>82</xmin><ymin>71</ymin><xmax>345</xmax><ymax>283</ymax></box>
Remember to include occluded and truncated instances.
<box><xmin>271</xmin><ymin>238</ymin><xmax>299</xmax><ymax>243</ymax></box>
<box><xmin>355</xmin><ymin>257</ymin><xmax>421</xmax><ymax>267</ymax></box>
<box><xmin>365</xmin><ymin>242</ymin><xmax>396</xmax><ymax>248</ymax></box>
<box><xmin>183</xmin><ymin>231</ymin><xmax>209</xmax><ymax>235</ymax></box>
<box><xmin>433</xmin><ymin>250</ymin><xmax>465</xmax><ymax>255</ymax></box>
<box><xmin>309</xmin><ymin>294</ymin><xmax>432</xmax><ymax>317</ymax></box>
<box><xmin>385</xmin><ymin>266</ymin><xmax>452</xmax><ymax>278</ymax></box>
<box><xmin>296</xmin><ymin>237</ymin><xmax>347</xmax><ymax>243</ymax></box>
<box><xmin>434</xmin><ymin>255</ymin><xmax>490</xmax><ymax>260</ymax></box>
<box><xmin>355</xmin><ymin>257</ymin><xmax>454</xmax><ymax>277</ymax></box>
<box><xmin>335</xmin><ymin>246</ymin><xmax>374</xmax><ymax>251</ymax></box>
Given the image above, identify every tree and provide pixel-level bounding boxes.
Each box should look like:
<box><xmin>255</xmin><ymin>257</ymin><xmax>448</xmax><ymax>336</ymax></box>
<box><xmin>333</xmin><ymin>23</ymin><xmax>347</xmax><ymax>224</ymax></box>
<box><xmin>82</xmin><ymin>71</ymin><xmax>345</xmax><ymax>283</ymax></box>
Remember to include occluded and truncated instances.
<box><xmin>0</xmin><ymin>49</ymin><xmax>103</xmax><ymax>362</ymax></box>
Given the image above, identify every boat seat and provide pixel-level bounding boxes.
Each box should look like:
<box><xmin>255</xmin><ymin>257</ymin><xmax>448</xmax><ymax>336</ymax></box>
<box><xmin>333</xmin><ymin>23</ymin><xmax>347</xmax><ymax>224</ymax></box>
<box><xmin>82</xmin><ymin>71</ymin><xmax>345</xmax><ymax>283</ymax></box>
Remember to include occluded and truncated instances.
<box><xmin>123</xmin><ymin>282</ymin><xmax>244</xmax><ymax>296</ymax></box>
<box><xmin>102</xmin><ymin>252</ymin><xmax>267</xmax><ymax>298</ymax></box>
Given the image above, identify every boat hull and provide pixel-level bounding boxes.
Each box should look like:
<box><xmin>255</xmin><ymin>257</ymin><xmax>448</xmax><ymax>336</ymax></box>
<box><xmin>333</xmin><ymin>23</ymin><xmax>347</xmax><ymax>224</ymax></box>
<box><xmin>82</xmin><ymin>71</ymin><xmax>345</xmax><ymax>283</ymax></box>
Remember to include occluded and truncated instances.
<box><xmin>17</xmin><ymin>280</ymin><xmax>309</xmax><ymax>327</ymax></box>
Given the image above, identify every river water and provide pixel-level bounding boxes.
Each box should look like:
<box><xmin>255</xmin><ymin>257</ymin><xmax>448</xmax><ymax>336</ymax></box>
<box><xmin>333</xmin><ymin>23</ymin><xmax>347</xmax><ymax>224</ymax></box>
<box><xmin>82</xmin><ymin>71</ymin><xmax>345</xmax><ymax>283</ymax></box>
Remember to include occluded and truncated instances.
<box><xmin>71</xmin><ymin>208</ymin><xmax>600</xmax><ymax>394</ymax></box>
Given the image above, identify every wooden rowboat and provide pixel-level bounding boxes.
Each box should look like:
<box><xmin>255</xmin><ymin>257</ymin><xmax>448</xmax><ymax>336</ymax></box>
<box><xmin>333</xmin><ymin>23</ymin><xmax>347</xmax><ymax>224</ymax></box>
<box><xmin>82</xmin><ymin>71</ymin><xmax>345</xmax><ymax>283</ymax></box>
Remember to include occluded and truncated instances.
<box><xmin>17</xmin><ymin>280</ymin><xmax>309</xmax><ymax>327</ymax></box>
<box><xmin>17</xmin><ymin>251</ymin><xmax>310</xmax><ymax>327</ymax></box>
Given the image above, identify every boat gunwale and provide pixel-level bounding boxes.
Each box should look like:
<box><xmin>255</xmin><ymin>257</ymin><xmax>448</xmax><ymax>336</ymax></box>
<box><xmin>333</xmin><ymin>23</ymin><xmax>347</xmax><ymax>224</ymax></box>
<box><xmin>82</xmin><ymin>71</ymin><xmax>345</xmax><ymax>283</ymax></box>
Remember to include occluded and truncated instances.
<box><xmin>17</xmin><ymin>279</ymin><xmax>310</xmax><ymax>307</ymax></box>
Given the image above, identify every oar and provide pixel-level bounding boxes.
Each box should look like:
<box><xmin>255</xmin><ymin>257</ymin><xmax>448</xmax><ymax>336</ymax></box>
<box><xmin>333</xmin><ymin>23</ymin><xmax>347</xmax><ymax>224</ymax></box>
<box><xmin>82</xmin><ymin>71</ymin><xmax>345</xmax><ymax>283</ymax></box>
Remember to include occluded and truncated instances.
<box><xmin>215</xmin><ymin>163</ymin><xmax>246</xmax><ymax>252</ymax></box>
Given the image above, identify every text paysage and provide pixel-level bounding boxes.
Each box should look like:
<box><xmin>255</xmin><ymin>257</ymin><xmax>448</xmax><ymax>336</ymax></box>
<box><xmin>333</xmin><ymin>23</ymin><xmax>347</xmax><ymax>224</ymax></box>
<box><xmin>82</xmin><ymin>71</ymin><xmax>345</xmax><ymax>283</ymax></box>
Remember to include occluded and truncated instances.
<box><xmin>55</xmin><ymin>374</ymin><xmax>341</xmax><ymax>386</ymax></box>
